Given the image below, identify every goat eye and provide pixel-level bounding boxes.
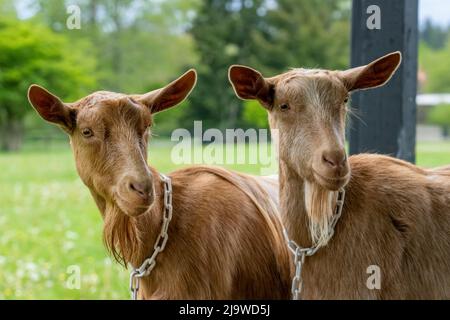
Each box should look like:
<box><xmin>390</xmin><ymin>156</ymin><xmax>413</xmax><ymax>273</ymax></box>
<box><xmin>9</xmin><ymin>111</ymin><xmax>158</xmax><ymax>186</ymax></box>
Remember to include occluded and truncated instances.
<box><xmin>279</xmin><ymin>104</ymin><xmax>290</xmax><ymax>111</ymax></box>
<box><xmin>81</xmin><ymin>128</ymin><xmax>93</xmax><ymax>138</ymax></box>
<box><xmin>344</xmin><ymin>97</ymin><xmax>349</xmax><ymax>103</ymax></box>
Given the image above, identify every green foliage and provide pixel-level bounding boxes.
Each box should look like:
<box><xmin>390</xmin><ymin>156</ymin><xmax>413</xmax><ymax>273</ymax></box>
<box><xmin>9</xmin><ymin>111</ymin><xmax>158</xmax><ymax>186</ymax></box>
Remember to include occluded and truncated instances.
<box><xmin>1</xmin><ymin>0</ymin><xmax>353</xmax><ymax>148</ymax></box>
<box><xmin>36</xmin><ymin>0</ymin><xmax>199</xmax><ymax>93</ymax></box>
<box><xmin>427</xmin><ymin>104</ymin><xmax>450</xmax><ymax>127</ymax></box>
<box><xmin>0</xmin><ymin>17</ymin><xmax>97</xmax><ymax>120</ymax></box>
<box><xmin>420</xmin><ymin>19</ymin><xmax>449</xmax><ymax>50</ymax></box>
<box><xmin>243</xmin><ymin>100</ymin><xmax>268</xmax><ymax>128</ymax></box>
<box><xmin>188</xmin><ymin>0</ymin><xmax>351</xmax><ymax>131</ymax></box>
<box><xmin>0</xmin><ymin>0</ymin><xmax>201</xmax><ymax>150</ymax></box>
<box><xmin>29</xmin><ymin>0</ymin><xmax>199</xmax><ymax>140</ymax></box>
<box><xmin>254</xmin><ymin>0</ymin><xmax>351</xmax><ymax>73</ymax></box>
<box><xmin>152</xmin><ymin>100</ymin><xmax>190</xmax><ymax>137</ymax></box>
<box><xmin>188</xmin><ymin>0</ymin><xmax>271</xmax><ymax>130</ymax></box>
<box><xmin>0</xmin><ymin>0</ymin><xmax>15</xmax><ymax>17</ymax></box>
<box><xmin>419</xmin><ymin>40</ymin><xmax>450</xmax><ymax>93</ymax></box>
<box><xmin>0</xmin><ymin>14</ymin><xmax>98</xmax><ymax>150</ymax></box>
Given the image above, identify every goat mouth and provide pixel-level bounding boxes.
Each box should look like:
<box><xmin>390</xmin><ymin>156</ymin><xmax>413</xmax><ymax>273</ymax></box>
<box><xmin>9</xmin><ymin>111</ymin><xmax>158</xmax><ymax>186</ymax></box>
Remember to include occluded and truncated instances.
<box><xmin>114</xmin><ymin>192</ymin><xmax>154</xmax><ymax>217</ymax></box>
<box><xmin>312</xmin><ymin>170</ymin><xmax>350</xmax><ymax>190</ymax></box>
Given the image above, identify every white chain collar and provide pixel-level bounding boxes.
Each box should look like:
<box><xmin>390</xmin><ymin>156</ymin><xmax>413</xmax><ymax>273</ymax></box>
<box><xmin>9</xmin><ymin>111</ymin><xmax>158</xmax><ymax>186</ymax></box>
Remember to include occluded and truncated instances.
<box><xmin>128</xmin><ymin>177</ymin><xmax>344</xmax><ymax>300</ymax></box>
<box><xmin>129</xmin><ymin>173</ymin><xmax>173</xmax><ymax>300</ymax></box>
<box><xmin>284</xmin><ymin>188</ymin><xmax>346</xmax><ymax>300</ymax></box>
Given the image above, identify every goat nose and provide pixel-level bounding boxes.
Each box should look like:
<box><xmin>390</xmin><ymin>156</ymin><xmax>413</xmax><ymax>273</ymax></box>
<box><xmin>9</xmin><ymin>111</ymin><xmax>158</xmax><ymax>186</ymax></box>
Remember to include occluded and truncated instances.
<box><xmin>322</xmin><ymin>150</ymin><xmax>347</xmax><ymax>168</ymax></box>
<box><xmin>128</xmin><ymin>179</ymin><xmax>152</xmax><ymax>198</ymax></box>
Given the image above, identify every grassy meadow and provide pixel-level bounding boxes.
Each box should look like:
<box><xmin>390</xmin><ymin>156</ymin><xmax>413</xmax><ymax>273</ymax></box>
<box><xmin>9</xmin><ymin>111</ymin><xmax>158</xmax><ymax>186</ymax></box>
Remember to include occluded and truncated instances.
<box><xmin>0</xmin><ymin>139</ymin><xmax>449</xmax><ymax>299</ymax></box>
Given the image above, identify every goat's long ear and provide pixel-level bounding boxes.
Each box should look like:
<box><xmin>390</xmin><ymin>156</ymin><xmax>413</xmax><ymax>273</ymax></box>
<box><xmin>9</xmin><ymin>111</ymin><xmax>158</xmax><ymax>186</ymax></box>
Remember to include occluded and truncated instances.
<box><xmin>136</xmin><ymin>69</ymin><xmax>197</xmax><ymax>114</ymax></box>
<box><xmin>339</xmin><ymin>51</ymin><xmax>402</xmax><ymax>92</ymax></box>
<box><xmin>228</xmin><ymin>65</ymin><xmax>274</xmax><ymax>109</ymax></box>
<box><xmin>28</xmin><ymin>85</ymin><xmax>76</xmax><ymax>133</ymax></box>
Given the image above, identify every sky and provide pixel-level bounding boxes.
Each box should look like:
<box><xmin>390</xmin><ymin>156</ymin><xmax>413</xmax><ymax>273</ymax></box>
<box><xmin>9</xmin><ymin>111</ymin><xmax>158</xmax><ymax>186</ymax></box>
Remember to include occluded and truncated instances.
<box><xmin>420</xmin><ymin>0</ymin><xmax>450</xmax><ymax>27</ymax></box>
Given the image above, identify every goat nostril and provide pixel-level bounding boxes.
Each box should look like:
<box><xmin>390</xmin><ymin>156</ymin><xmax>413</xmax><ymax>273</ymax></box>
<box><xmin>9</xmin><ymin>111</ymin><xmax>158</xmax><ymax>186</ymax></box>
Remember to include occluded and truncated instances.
<box><xmin>127</xmin><ymin>179</ymin><xmax>154</xmax><ymax>200</ymax></box>
<box><xmin>322</xmin><ymin>155</ymin><xmax>336</xmax><ymax>167</ymax></box>
<box><xmin>322</xmin><ymin>151</ymin><xmax>347</xmax><ymax>168</ymax></box>
<box><xmin>129</xmin><ymin>182</ymin><xmax>145</xmax><ymax>196</ymax></box>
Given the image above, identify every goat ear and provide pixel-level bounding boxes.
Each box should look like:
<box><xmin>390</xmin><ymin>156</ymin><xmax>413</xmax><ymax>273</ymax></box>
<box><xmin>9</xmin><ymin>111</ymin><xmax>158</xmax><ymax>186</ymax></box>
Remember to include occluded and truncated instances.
<box><xmin>28</xmin><ymin>85</ymin><xmax>75</xmax><ymax>133</ymax></box>
<box><xmin>228</xmin><ymin>65</ymin><xmax>274</xmax><ymax>109</ymax></box>
<box><xmin>136</xmin><ymin>69</ymin><xmax>197</xmax><ymax>114</ymax></box>
<box><xmin>340</xmin><ymin>51</ymin><xmax>402</xmax><ymax>92</ymax></box>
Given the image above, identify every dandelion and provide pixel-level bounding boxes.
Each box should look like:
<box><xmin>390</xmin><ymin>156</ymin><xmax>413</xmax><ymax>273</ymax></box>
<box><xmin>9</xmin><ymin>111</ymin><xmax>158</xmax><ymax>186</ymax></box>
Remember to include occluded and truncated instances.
<box><xmin>103</xmin><ymin>257</ymin><xmax>112</xmax><ymax>266</ymax></box>
<box><xmin>62</xmin><ymin>241</ymin><xmax>75</xmax><ymax>251</ymax></box>
<box><xmin>65</xmin><ymin>231</ymin><xmax>78</xmax><ymax>240</ymax></box>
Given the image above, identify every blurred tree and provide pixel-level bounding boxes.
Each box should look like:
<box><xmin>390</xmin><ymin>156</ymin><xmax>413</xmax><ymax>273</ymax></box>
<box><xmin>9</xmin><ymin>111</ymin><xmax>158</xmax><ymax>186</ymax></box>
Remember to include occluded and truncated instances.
<box><xmin>35</xmin><ymin>0</ymin><xmax>199</xmax><ymax>93</ymax></box>
<box><xmin>427</xmin><ymin>104</ymin><xmax>450</xmax><ymax>138</ymax></box>
<box><xmin>419</xmin><ymin>40</ymin><xmax>450</xmax><ymax>93</ymax></box>
<box><xmin>5</xmin><ymin>0</ymin><xmax>199</xmax><ymax>141</ymax></box>
<box><xmin>420</xmin><ymin>19</ymin><xmax>449</xmax><ymax>50</ymax></box>
<box><xmin>0</xmin><ymin>0</ymin><xmax>15</xmax><ymax>16</ymax></box>
<box><xmin>245</xmin><ymin>0</ymin><xmax>350</xmax><ymax>129</ymax></box>
<box><xmin>34</xmin><ymin>0</ymin><xmax>68</xmax><ymax>31</ymax></box>
<box><xmin>0</xmin><ymin>17</ymin><xmax>97</xmax><ymax>151</ymax></box>
<box><xmin>4</xmin><ymin>0</ymin><xmax>354</xmax><ymax>143</ymax></box>
<box><xmin>189</xmin><ymin>0</ymin><xmax>279</xmax><ymax>130</ymax></box>
<box><xmin>255</xmin><ymin>0</ymin><xmax>350</xmax><ymax>73</ymax></box>
<box><xmin>190</xmin><ymin>0</ymin><xmax>350</xmax><ymax>131</ymax></box>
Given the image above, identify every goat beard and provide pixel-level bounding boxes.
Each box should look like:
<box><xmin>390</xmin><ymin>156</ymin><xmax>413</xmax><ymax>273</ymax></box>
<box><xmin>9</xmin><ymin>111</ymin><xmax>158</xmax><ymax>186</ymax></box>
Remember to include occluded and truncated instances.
<box><xmin>103</xmin><ymin>204</ymin><xmax>145</xmax><ymax>267</ymax></box>
<box><xmin>304</xmin><ymin>180</ymin><xmax>338</xmax><ymax>248</ymax></box>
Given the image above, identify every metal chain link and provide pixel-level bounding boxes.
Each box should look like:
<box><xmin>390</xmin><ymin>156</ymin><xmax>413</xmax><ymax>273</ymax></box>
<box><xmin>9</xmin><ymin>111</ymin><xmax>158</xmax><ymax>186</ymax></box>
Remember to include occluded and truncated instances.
<box><xmin>130</xmin><ymin>173</ymin><xmax>173</xmax><ymax>300</ymax></box>
<box><xmin>284</xmin><ymin>188</ymin><xmax>345</xmax><ymax>300</ymax></box>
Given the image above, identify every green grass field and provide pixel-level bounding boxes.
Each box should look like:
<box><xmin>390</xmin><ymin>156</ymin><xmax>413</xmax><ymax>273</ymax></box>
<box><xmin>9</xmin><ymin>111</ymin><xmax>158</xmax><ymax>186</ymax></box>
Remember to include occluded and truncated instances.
<box><xmin>1</xmin><ymin>140</ymin><xmax>449</xmax><ymax>299</ymax></box>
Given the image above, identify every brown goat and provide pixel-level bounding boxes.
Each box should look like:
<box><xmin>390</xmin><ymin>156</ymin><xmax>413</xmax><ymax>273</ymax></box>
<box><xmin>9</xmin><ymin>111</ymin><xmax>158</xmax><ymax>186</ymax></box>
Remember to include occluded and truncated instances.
<box><xmin>28</xmin><ymin>70</ymin><xmax>292</xmax><ymax>299</ymax></box>
<box><xmin>229</xmin><ymin>52</ymin><xmax>450</xmax><ymax>299</ymax></box>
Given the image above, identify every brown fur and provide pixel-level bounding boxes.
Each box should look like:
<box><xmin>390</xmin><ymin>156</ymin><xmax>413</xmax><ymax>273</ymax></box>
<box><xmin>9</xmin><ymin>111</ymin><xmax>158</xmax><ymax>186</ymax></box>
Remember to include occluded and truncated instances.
<box><xmin>106</xmin><ymin>165</ymin><xmax>291</xmax><ymax>299</ymax></box>
<box><xmin>28</xmin><ymin>71</ymin><xmax>292</xmax><ymax>300</ymax></box>
<box><xmin>230</xmin><ymin>52</ymin><xmax>450</xmax><ymax>299</ymax></box>
<box><xmin>280</xmin><ymin>155</ymin><xmax>450</xmax><ymax>299</ymax></box>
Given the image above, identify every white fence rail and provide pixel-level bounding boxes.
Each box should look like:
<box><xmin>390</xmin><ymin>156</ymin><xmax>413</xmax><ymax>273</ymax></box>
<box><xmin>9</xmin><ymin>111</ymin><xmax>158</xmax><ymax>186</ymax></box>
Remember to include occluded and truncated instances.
<box><xmin>417</xmin><ymin>94</ymin><xmax>450</xmax><ymax>107</ymax></box>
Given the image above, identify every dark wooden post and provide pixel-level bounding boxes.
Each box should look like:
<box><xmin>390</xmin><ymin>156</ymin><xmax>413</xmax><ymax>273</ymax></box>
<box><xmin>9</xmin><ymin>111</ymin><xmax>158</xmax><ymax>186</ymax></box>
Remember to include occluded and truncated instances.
<box><xmin>349</xmin><ymin>0</ymin><xmax>418</xmax><ymax>163</ymax></box>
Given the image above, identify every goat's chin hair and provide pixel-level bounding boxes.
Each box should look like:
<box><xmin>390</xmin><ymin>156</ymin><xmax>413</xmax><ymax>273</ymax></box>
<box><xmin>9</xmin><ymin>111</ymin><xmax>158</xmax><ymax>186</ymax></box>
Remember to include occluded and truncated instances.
<box><xmin>103</xmin><ymin>204</ymin><xmax>144</xmax><ymax>267</ymax></box>
<box><xmin>304</xmin><ymin>180</ymin><xmax>337</xmax><ymax>248</ymax></box>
